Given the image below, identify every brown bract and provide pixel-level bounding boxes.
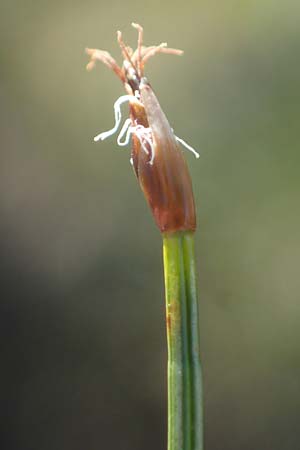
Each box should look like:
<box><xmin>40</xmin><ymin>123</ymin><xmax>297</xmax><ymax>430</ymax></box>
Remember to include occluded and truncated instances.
<box><xmin>86</xmin><ymin>23</ymin><xmax>196</xmax><ymax>233</ymax></box>
<box><xmin>131</xmin><ymin>78</ymin><xmax>196</xmax><ymax>232</ymax></box>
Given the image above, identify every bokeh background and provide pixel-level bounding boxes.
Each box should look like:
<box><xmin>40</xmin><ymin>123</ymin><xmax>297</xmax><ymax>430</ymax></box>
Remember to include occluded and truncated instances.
<box><xmin>1</xmin><ymin>0</ymin><xmax>300</xmax><ymax>449</ymax></box>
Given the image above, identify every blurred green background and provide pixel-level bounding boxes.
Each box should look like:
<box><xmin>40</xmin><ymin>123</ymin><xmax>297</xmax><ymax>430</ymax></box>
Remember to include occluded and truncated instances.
<box><xmin>1</xmin><ymin>0</ymin><xmax>300</xmax><ymax>449</ymax></box>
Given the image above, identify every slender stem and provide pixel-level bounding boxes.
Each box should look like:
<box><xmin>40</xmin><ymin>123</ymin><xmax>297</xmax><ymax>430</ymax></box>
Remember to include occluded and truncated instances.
<box><xmin>162</xmin><ymin>231</ymin><xmax>204</xmax><ymax>450</ymax></box>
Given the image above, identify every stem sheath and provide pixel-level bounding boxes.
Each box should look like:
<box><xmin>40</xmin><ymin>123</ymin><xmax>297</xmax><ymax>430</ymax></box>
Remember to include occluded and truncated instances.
<box><xmin>163</xmin><ymin>231</ymin><xmax>203</xmax><ymax>450</ymax></box>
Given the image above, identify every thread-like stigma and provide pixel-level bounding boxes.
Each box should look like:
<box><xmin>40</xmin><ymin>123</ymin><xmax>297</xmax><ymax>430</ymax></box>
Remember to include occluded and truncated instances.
<box><xmin>93</xmin><ymin>95</ymin><xmax>199</xmax><ymax>164</ymax></box>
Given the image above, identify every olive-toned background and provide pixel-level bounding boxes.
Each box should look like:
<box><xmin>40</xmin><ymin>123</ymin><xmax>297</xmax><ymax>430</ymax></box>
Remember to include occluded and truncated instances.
<box><xmin>1</xmin><ymin>1</ymin><xmax>300</xmax><ymax>449</ymax></box>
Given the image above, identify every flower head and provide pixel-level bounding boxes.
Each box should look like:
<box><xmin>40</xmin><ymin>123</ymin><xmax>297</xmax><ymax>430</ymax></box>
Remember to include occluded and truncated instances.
<box><xmin>86</xmin><ymin>23</ymin><xmax>199</xmax><ymax>233</ymax></box>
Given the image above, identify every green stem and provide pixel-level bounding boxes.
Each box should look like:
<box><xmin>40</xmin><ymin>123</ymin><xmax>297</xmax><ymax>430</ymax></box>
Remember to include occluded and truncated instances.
<box><xmin>162</xmin><ymin>231</ymin><xmax>204</xmax><ymax>450</ymax></box>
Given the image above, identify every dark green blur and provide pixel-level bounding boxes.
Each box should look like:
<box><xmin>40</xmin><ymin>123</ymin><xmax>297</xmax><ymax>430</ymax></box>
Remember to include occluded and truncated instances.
<box><xmin>1</xmin><ymin>1</ymin><xmax>299</xmax><ymax>449</ymax></box>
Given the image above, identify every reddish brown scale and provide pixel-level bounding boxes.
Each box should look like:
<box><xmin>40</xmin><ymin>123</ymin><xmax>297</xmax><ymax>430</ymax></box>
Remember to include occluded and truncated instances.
<box><xmin>132</xmin><ymin>78</ymin><xmax>196</xmax><ymax>232</ymax></box>
<box><xmin>86</xmin><ymin>23</ymin><xmax>196</xmax><ymax>233</ymax></box>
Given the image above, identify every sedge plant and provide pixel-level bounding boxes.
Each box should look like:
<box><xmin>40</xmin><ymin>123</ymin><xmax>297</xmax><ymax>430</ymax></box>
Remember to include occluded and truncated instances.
<box><xmin>86</xmin><ymin>23</ymin><xmax>204</xmax><ymax>450</ymax></box>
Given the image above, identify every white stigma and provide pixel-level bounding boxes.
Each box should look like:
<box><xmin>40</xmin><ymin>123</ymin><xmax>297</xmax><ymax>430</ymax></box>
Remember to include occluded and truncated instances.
<box><xmin>175</xmin><ymin>136</ymin><xmax>200</xmax><ymax>159</ymax></box>
<box><xmin>117</xmin><ymin>118</ymin><xmax>132</xmax><ymax>146</ymax></box>
<box><xmin>93</xmin><ymin>94</ymin><xmax>141</xmax><ymax>142</ymax></box>
<box><xmin>93</xmin><ymin>95</ymin><xmax>199</xmax><ymax>164</ymax></box>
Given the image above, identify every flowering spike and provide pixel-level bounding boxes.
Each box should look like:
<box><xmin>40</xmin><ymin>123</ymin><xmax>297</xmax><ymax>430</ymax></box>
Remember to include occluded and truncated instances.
<box><xmin>86</xmin><ymin>24</ymin><xmax>198</xmax><ymax>232</ymax></box>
